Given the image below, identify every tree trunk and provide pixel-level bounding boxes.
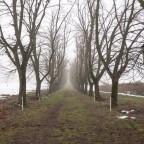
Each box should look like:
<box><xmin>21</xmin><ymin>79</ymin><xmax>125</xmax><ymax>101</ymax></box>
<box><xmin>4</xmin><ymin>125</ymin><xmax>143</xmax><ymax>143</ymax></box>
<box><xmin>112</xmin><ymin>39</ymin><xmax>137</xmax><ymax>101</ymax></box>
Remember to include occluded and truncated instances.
<box><xmin>36</xmin><ymin>79</ymin><xmax>41</xmax><ymax>99</ymax></box>
<box><xmin>82</xmin><ymin>83</ymin><xmax>85</xmax><ymax>93</ymax></box>
<box><xmin>49</xmin><ymin>85</ymin><xmax>53</xmax><ymax>94</ymax></box>
<box><xmin>84</xmin><ymin>83</ymin><xmax>88</xmax><ymax>94</ymax></box>
<box><xmin>111</xmin><ymin>79</ymin><xmax>118</xmax><ymax>107</ymax></box>
<box><xmin>18</xmin><ymin>69</ymin><xmax>27</xmax><ymax>107</ymax></box>
<box><xmin>94</xmin><ymin>82</ymin><xmax>100</xmax><ymax>101</ymax></box>
<box><xmin>80</xmin><ymin>83</ymin><xmax>85</xmax><ymax>93</ymax></box>
<box><xmin>89</xmin><ymin>83</ymin><xmax>93</xmax><ymax>97</ymax></box>
<box><xmin>49</xmin><ymin>80</ymin><xmax>54</xmax><ymax>94</ymax></box>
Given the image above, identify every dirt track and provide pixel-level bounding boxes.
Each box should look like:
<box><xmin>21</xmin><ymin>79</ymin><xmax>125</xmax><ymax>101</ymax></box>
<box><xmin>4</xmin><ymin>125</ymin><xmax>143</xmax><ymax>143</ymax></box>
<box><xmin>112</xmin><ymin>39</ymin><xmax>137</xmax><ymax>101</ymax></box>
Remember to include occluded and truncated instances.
<box><xmin>12</xmin><ymin>97</ymin><xmax>65</xmax><ymax>144</ymax></box>
<box><xmin>1</xmin><ymin>89</ymin><xmax>144</xmax><ymax>144</ymax></box>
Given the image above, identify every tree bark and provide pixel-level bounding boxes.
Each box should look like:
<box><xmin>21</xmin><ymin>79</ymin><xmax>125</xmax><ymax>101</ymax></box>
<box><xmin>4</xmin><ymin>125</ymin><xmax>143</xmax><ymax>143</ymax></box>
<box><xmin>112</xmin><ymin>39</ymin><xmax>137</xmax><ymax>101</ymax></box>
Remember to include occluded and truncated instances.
<box><xmin>49</xmin><ymin>85</ymin><xmax>53</xmax><ymax>94</ymax></box>
<box><xmin>89</xmin><ymin>83</ymin><xmax>93</xmax><ymax>97</ymax></box>
<box><xmin>111</xmin><ymin>79</ymin><xmax>119</xmax><ymax>107</ymax></box>
<box><xmin>36</xmin><ymin>78</ymin><xmax>41</xmax><ymax>99</ymax></box>
<box><xmin>49</xmin><ymin>80</ymin><xmax>54</xmax><ymax>94</ymax></box>
<box><xmin>94</xmin><ymin>81</ymin><xmax>100</xmax><ymax>100</ymax></box>
<box><xmin>84</xmin><ymin>83</ymin><xmax>88</xmax><ymax>94</ymax></box>
<box><xmin>18</xmin><ymin>68</ymin><xmax>27</xmax><ymax>106</ymax></box>
<box><xmin>80</xmin><ymin>83</ymin><xmax>85</xmax><ymax>93</ymax></box>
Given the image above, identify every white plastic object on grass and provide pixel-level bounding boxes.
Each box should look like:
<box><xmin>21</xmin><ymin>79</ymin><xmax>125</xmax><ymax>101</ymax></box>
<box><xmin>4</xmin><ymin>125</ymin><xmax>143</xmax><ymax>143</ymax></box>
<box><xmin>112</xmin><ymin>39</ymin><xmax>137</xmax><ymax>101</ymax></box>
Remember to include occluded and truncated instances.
<box><xmin>116</xmin><ymin>116</ymin><xmax>128</xmax><ymax>119</ymax></box>
<box><xmin>116</xmin><ymin>116</ymin><xmax>136</xmax><ymax>119</ymax></box>
<box><xmin>121</xmin><ymin>110</ymin><xmax>134</xmax><ymax>114</ymax></box>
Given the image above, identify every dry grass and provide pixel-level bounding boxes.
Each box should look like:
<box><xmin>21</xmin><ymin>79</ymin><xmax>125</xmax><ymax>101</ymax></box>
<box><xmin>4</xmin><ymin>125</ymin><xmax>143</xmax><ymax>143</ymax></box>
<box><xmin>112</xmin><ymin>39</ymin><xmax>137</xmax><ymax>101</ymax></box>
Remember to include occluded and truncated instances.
<box><xmin>0</xmin><ymin>89</ymin><xmax>144</xmax><ymax>144</ymax></box>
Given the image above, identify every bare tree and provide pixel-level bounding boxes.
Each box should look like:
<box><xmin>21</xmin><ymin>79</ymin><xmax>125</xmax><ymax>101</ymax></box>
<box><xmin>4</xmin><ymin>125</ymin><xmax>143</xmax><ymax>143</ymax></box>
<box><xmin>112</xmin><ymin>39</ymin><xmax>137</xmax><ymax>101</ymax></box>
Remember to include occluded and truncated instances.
<box><xmin>96</xmin><ymin>0</ymin><xmax>144</xmax><ymax>107</ymax></box>
<box><xmin>0</xmin><ymin>0</ymin><xmax>50</xmax><ymax>106</ymax></box>
<box><xmin>73</xmin><ymin>35</ymin><xmax>87</xmax><ymax>92</ymax></box>
<box><xmin>74</xmin><ymin>0</ymin><xmax>106</xmax><ymax>100</ymax></box>
<box><xmin>29</xmin><ymin>0</ymin><xmax>75</xmax><ymax>98</ymax></box>
<box><xmin>48</xmin><ymin>31</ymin><xmax>67</xmax><ymax>94</ymax></box>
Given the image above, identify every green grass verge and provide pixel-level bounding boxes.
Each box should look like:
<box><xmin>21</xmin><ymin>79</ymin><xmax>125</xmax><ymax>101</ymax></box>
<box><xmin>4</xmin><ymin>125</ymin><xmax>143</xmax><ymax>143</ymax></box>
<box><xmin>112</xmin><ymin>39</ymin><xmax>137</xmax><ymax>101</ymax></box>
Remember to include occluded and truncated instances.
<box><xmin>51</xmin><ymin>90</ymin><xmax>89</xmax><ymax>143</ymax></box>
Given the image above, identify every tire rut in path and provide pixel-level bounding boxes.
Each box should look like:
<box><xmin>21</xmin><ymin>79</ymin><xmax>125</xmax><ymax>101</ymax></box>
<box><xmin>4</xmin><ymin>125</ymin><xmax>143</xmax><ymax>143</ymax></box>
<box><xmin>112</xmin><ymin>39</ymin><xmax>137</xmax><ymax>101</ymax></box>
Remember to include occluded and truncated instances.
<box><xmin>13</xmin><ymin>98</ymin><xmax>66</xmax><ymax>144</ymax></box>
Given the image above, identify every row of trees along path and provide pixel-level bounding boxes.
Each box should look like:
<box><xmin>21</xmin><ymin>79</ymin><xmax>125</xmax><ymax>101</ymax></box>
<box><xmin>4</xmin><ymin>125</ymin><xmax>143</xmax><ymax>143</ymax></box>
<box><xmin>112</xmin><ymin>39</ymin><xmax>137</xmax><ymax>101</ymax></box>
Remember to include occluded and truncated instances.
<box><xmin>0</xmin><ymin>0</ymin><xmax>75</xmax><ymax>106</ymax></box>
<box><xmin>0</xmin><ymin>0</ymin><xmax>144</xmax><ymax>109</ymax></box>
<box><xmin>69</xmin><ymin>0</ymin><xmax>144</xmax><ymax>108</ymax></box>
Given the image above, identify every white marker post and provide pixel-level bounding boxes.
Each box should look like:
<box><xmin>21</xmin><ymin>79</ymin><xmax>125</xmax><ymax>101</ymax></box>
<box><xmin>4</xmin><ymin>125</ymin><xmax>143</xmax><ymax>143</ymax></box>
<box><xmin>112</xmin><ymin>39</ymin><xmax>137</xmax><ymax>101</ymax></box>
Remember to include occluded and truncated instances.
<box><xmin>110</xmin><ymin>96</ymin><xmax>112</xmax><ymax>111</ymax></box>
<box><xmin>22</xmin><ymin>97</ymin><xmax>24</xmax><ymax>111</ymax></box>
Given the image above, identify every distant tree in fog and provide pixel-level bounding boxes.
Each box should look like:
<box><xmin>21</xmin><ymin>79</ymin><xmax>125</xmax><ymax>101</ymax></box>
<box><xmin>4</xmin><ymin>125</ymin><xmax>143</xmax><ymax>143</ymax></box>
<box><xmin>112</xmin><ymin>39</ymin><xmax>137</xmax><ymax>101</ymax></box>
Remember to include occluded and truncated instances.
<box><xmin>29</xmin><ymin>0</ymin><xmax>73</xmax><ymax>98</ymax></box>
<box><xmin>73</xmin><ymin>0</ymin><xmax>106</xmax><ymax>99</ymax></box>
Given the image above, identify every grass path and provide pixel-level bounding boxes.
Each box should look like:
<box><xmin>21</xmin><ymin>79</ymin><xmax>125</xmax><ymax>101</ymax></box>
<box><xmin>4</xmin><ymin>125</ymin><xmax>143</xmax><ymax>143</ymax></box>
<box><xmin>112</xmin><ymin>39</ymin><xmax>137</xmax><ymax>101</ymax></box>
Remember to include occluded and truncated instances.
<box><xmin>0</xmin><ymin>89</ymin><xmax>144</xmax><ymax>144</ymax></box>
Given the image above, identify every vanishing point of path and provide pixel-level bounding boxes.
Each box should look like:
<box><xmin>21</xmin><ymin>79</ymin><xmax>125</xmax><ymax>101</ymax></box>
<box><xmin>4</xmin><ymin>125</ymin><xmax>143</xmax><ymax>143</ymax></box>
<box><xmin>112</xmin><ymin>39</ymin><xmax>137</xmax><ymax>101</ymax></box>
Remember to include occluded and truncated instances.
<box><xmin>1</xmin><ymin>89</ymin><xmax>144</xmax><ymax>144</ymax></box>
